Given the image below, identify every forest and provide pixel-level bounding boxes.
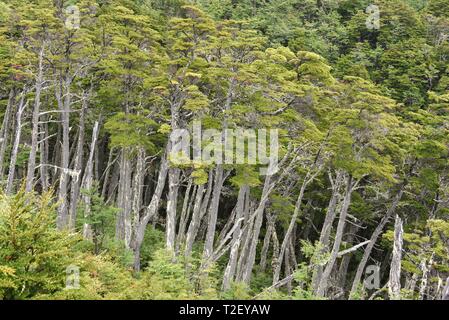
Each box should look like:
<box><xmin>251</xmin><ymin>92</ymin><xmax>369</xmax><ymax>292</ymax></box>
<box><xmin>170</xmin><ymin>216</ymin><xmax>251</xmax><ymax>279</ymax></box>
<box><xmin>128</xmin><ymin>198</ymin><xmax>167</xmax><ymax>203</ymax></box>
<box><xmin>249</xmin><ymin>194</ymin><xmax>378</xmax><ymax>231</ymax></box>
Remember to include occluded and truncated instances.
<box><xmin>0</xmin><ymin>0</ymin><xmax>448</xmax><ymax>301</ymax></box>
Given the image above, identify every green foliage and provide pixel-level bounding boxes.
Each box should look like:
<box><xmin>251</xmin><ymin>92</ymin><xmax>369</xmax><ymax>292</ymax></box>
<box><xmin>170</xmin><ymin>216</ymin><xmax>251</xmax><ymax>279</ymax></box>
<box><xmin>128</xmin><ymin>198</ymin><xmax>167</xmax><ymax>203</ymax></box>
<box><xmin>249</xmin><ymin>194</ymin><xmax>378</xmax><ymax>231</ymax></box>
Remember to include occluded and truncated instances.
<box><xmin>0</xmin><ymin>189</ymin><xmax>80</xmax><ymax>299</ymax></box>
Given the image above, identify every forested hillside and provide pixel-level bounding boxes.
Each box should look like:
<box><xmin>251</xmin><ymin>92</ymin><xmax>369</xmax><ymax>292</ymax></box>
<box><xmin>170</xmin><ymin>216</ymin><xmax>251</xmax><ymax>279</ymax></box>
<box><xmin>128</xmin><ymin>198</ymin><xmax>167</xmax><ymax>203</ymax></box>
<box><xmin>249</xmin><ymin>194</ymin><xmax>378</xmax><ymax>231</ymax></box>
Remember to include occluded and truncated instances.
<box><xmin>0</xmin><ymin>0</ymin><xmax>449</xmax><ymax>300</ymax></box>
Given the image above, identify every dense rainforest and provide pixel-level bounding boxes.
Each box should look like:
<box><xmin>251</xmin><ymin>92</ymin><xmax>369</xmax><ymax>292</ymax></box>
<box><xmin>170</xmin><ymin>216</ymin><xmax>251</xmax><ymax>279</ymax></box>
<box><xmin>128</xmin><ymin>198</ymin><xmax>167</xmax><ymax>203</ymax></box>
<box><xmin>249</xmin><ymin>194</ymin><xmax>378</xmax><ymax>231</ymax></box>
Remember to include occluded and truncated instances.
<box><xmin>0</xmin><ymin>0</ymin><xmax>449</xmax><ymax>300</ymax></box>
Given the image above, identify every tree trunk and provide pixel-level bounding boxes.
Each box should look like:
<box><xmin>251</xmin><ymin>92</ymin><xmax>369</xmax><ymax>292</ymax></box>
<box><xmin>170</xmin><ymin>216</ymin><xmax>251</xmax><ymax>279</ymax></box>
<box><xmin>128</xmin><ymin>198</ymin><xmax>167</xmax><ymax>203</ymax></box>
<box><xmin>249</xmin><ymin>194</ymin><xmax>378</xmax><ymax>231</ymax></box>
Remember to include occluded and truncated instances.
<box><xmin>349</xmin><ymin>187</ymin><xmax>404</xmax><ymax>298</ymax></box>
<box><xmin>0</xmin><ymin>88</ymin><xmax>16</xmax><ymax>181</ymax></box>
<box><xmin>312</xmin><ymin>170</ymin><xmax>343</xmax><ymax>291</ymax></box>
<box><xmin>132</xmin><ymin>153</ymin><xmax>168</xmax><ymax>271</ymax></box>
<box><xmin>131</xmin><ymin>148</ymin><xmax>146</xmax><ymax>250</ymax></box>
<box><xmin>203</xmin><ymin>166</ymin><xmax>225</xmax><ymax>261</ymax></box>
<box><xmin>241</xmin><ymin>173</ymin><xmax>273</xmax><ymax>284</ymax></box>
<box><xmin>388</xmin><ymin>214</ymin><xmax>403</xmax><ymax>300</ymax></box>
<box><xmin>56</xmin><ymin>78</ymin><xmax>72</xmax><ymax>229</ymax></box>
<box><xmin>185</xmin><ymin>171</ymin><xmax>213</xmax><ymax>259</ymax></box>
<box><xmin>81</xmin><ymin>121</ymin><xmax>100</xmax><ymax>239</ymax></box>
<box><xmin>25</xmin><ymin>45</ymin><xmax>45</xmax><ymax>193</ymax></box>
<box><xmin>6</xmin><ymin>92</ymin><xmax>27</xmax><ymax>195</ymax></box>
<box><xmin>68</xmin><ymin>101</ymin><xmax>86</xmax><ymax>229</ymax></box>
<box><xmin>316</xmin><ymin>175</ymin><xmax>354</xmax><ymax>297</ymax></box>
<box><xmin>175</xmin><ymin>179</ymin><xmax>194</xmax><ymax>256</ymax></box>
<box><xmin>116</xmin><ymin>148</ymin><xmax>133</xmax><ymax>247</ymax></box>
<box><xmin>273</xmin><ymin>174</ymin><xmax>310</xmax><ymax>284</ymax></box>
<box><xmin>222</xmin><ymin>185</ymin><xmax>248</xmax><ymax>290</ymax></box>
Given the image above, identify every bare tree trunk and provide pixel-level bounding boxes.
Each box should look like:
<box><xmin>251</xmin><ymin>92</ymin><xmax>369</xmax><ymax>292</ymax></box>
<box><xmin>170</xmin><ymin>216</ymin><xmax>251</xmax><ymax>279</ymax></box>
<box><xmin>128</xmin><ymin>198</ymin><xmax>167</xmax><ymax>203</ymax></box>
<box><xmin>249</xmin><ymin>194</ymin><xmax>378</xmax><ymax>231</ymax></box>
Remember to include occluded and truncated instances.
<box><xmin>175</xmin><ymin>179</ymin><xmax>194</xmax><ymax>255</ymax></box>
<box><xmin>312</xmin><ymin>170</ymin><xmax>343</xmax><ymax>291</ymax></box>
<box><xmin>81</xmin><ymin>121</ymin><xmax>99</xmax><ymax>239</ymax></box>
<box><xmin>316</xmin><ymin>175</ymin><xmax>354</xmax><ymax>297</ymax></box>
<box><xmin>419</xmin><ymin>253</ymin><xmax>434</xmax><ymax>300</ymax></box>
<box><xmin>166</xmin><ymin>166</ymin><xmax>180</xmax><ymax>253</ymax></box>
<box><xmin>39</xmin><ymin>119</ymin><xmax>50</xmax><ymax>192</ymax></box>
<box><xmin>259</xmin><ymin>210</ymin><xmax>274</xmax><ymax>273</ymax></box>
<box><xmin>101</xmin><ymin>148</ymin><xmax>116</xmax><ymax>199</ymax></box>
<box><xmin>25</xmin><ymin>45</ymin><xmax>45</xmax><ymax>193</ymax></box>
<box><xmin>185</xmin><ymin>171</ymin><xmax>213</xmax><ymax>259</ymax></box>
<box><xmin>6</xmin><ymin>92</ymin><xmax>27</xmax><ymax>195</ymax></box>
<box><xmin>68</xmin><ymin>102</ymin><xmax>86</xmax><ymax>229</ymax></box>
<box><xmin>242</xmin><ymin>173</ymin><xmax>273</xmax><ymax>284</ymax></box>
<box><xmin>388</xmin><ymin>214</ymin><xmax>403</xmax><ymax>300</ymax></box>
<box><xmin>273</xmin><ymin>174</ymin><xmax>311</xmax><ymax>284</ymax></box>
<box><xmin>56</xmin><ymin>78</ymin><xmax>72</xmax><ymax>229</ymax></box>
<box><xmin>132</xmin><ymin>153</ymin><xmax>168</xmax><ymax>272</ymax></box>
<box><xmin>337</xmin><ymin>225</ymin><xmax>358</xmax><ymax>293</ymax></box>
<box><xmin>349</xmin><ymin>187</ymin><xmax>404</xmax><ymax>298</ymax></box>
<box><xmin>0</xmin><ymin>88</ymin><xmax>16</xmax><ymax>181</ymax></box>
<box><xmin>203</xmin><ymin>166</ymin><xmax>224</xmax><ymax>261</ymax></box>
<box><xmin>116</xmin><ymin>148</ymin><xmax>133</xmax><ymax>247</ymax></box>
<box><xmin>222</xmin><ymin>185</ymin><xmax>248</xmax><ymax>291</ymax></box>
<box><xmin>131</xmin><ymin>148</ymin><xmax>146</xmax><ymax>250</ymax></box>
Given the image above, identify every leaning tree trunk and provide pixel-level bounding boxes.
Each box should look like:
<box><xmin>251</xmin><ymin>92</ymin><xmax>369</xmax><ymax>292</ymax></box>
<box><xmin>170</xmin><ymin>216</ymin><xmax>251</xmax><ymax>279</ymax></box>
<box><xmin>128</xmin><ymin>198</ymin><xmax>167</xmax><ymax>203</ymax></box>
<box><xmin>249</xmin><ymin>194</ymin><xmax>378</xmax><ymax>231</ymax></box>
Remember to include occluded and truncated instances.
<box><xmin>273</xmin><ymin>174</ymin><xmax>310</xmax><ymax>284</ymax></box>
<box><xmin>184</xmin><ymin>171</ymin><xmax>213</xmax><ymax>259</ymax></box>
<box><xmin>349</xmin><ymin>187</ymin><xmax>404</xmax><ymax>298</ymax></box>
<box><xmin>316</xmin><ymin>175</ymin><xmax>354</xmax><ymax>297</ymax></box>
<box><xmin>175</xmin><ymin>179</ymin><xmax>194</xmax><ymax>256</ymax></box>
<box><xmin>203</xmin><ymin>166</ymin><xmax>225</xmax><ymax>261</ymax></box>
<box><xmin>312</xmin><ymin>170</ymin><xmax>343</xmax><ymax>291</ymax></box>
<box><xmin>6</xmin><ymin>92</ymin><xmax>27</xmax><ymax>195</ymax></box>
<box><xmin>388</xmin><ymin>214</ymin><xmax>403</xmax><ymax>300</ymax></box>
<box><xmin>0</xmin><ymin>88</ymin><xmax>16</xmax><ymax>181</ymax></box>
<box><xmin>132</xmin><ymin>153</ymin><xmax>168</xmax><ymax>272</ymax></box>
<box><xmin>241</xmin><ymin>173</ymin><xmax>273</xmax><ymax>284</ymax></box>
<box><xmin>222</xmin><ymin>184</ymin><xmax>248</xmax><ymax>291</ymax></box>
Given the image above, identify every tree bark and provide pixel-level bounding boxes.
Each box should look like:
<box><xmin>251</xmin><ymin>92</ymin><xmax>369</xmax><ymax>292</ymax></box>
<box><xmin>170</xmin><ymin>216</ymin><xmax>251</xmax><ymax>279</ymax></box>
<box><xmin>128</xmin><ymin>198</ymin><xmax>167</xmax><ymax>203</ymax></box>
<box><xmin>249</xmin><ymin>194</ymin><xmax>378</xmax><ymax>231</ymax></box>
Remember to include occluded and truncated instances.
<box><xmin>132</xmin><ymin>153</ymin><xmax>168</xmax><ymax>271</ymax></box>
<box><xmin>81</xmin><ymin>121</ymin><xmax>100</xmax><ymax>239</ymax></box>
<box><xmin>388</xmin><ymin>214</ymin><xmax>403</xmax><ymax>300</ymax></box>
<box><xmin>349</xmin><ymin>187</ymin><xmax>404</xmax><ymax>298</ymax></box>
<box><xmin>0</xmin><ymin>88</ymin><xmax>16</xmax><ymax>181</ymax></box>
<box><xmin>25</xmin><ymin>45</ymin><xmax>45</xmax><ymax>193</ymax></box>
<box><xmin>316</xmin><ymin>175</ymin><xmax>354</xmax><ymax>297</ymax></box>
<box><xmin>6</xmin><ymin>92</ymin><xmax>27</xmax><ymax>195</ymax></box>
<box><xmin>222</xmin><ymin>185</ymin><xmax>248</xmax><ymax>290</ymax></box>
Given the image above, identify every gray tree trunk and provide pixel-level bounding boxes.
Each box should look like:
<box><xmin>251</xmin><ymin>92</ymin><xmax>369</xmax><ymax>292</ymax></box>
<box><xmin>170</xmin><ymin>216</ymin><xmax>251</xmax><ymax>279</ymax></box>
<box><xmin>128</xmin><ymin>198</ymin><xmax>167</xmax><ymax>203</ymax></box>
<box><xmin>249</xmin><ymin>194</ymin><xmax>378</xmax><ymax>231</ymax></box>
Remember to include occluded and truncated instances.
<box><xmin>349</xmin><ymin>187</ymin><xmax>404</xmax><ymax>298</ymax></box>
<box><xmin>116</xmin><ymin>148</ymin><xmax>133</xmax><ymax>247</ymax></box>
<box><xmin>203</xmin><ymin>166</ymin><xmax>225</xmax><ymax>261</ymax></box>
<box><xmin>6</xmin><ymin>92</ymin><xmax>27</xmax><ymax>195</ymax></box>
<box><xmin>273</xmin><ymin>174</ymin><xmax>311</xmax><ymax>284</ymax></box>
<box><xmin>175</xmin><ymin>179</ymin><xmax>194</xmax><ymax>255</ymax></box>
<box><xmin>132</xmin><ymin>153</ymin><xmax>168</xmax><ymax>271</ymax></box>
<box><xmin>388</xmin><ymin>214</ymin><xmax>403</xmax><ymax>300</ymax></box>
<box><xmin>25</xmin><ymin>45</ymin><xmax>45</xmax><ymax>193</ymax></box>
<box><xmin>81</xmin><ymin>121</ymin><xmax>99</xmax><ymax>239</ymax></box>
<box><xmin>0</xmin><ymin>89</ymin><xmax>16</xmax><ymax>181</ymax></box>
<box><xmin>316</xmin><ymin>175</ymin><xmax>354</xmax><ymax>297</ymax></box>
<box><xmin>68</xmin><ymin>102</ymin><xmax>86</xmax><ymax>229</ymax></box>
<box><xmin>131</xmin><ymin>148</ymin><xmax>146</xmax><ymax>250</ymax></box>
<box><xmin>56</xmin><ymin>78</ymin><xmax>72</xmax><ymax>229</ymax></box>
<box><xmin>222</xmin><ymin>185</ymin><xmax>248</xmax><ymax>290</ymax></box>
